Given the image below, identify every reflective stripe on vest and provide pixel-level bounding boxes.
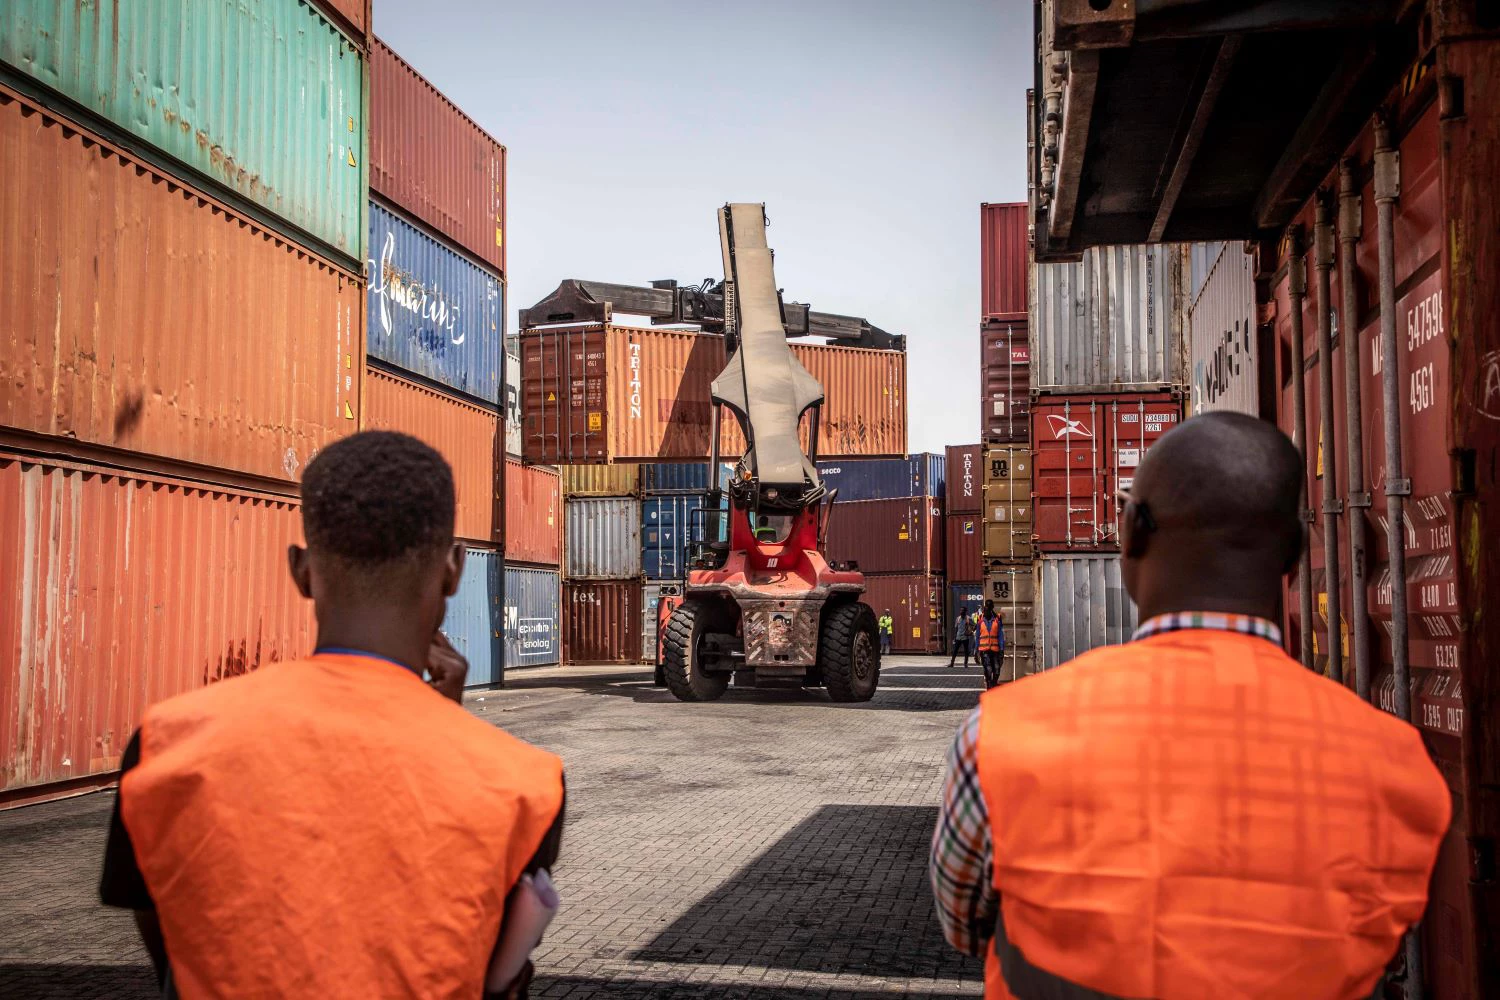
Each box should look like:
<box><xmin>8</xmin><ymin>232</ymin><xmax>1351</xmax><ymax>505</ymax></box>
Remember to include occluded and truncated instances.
<box><xmin>121</xmin><ymin>655</ymin><xmax>564</xmax><ymax>998</ymax></box>
<box><xmin>977</xmin><ymin>616</ymin><xmax>1001</xmax><ymax>651</ymax></box>
<box><xmin>973</xmin><ymin>630</ymin><xmax>1450</xmax><ymax>999</ymax></box>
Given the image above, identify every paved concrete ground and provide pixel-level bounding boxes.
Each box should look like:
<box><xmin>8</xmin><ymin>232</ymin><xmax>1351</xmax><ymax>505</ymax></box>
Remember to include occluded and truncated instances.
<box><xmin>0</xmin><ymin>656</ymin><xmax>985</xmax><ymax>998</ymax></box>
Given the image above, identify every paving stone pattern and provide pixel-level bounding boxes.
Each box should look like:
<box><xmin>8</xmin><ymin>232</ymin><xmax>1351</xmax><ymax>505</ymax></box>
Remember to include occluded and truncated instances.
<box><xmin>0</xmin><ymin>657</ymin><xmax>986</xmax><ymax>998</ymax></box>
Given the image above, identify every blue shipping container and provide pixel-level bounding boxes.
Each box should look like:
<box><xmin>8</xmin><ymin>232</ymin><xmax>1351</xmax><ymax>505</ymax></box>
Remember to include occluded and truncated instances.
<box><xmin>815</xmin><ymin>454</ymin><xmax>945</xmax><ymax>503</ymax></box>
<box><xmin>641</xmin><ymin>462</ymin><xmax>734</xmax><ymax>493</ymax></box>
<box><xmin>949</xmin><ymin>582</ymin><xmax>985</xmax><ymax>623</ymax></box>
<box><xmin>642</xmin><ymin>495</ymin><xmax>728</xmax><ymax>580</ymax></box>
<box><xmin>367</xmin><ymin>200</ymin><xmax>503</xmax><ymax>403</ymax></box>
<box><xmin>446</xmin><ymin>546</ymin><xmax>502</xmax><ymax>687</ymax></box>
<box><xmin>504</xmin><ymin>565</ymin><xmax>561</xmax><ymax>668</ymax></box>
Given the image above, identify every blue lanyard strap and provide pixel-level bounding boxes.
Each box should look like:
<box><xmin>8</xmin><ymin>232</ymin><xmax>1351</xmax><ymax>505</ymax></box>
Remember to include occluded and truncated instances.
<box><xmin>314</xmin><ymin>646</ymin><xmax>420</xmax><ymax>675</ymax></box>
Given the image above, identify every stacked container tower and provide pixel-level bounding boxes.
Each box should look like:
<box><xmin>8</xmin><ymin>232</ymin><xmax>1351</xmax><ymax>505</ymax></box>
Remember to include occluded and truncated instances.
<box><xmin>561</xmin><ymin>466</ymin><xmax>644</xmax><ymax>665</ymax></box>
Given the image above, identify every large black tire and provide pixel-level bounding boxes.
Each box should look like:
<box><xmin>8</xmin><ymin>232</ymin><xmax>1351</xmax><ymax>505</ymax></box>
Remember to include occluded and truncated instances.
<box><xmin>821</xmin><ymin>602</ymin><xmax>880</xmax><ymax>703</ymax></box>
<box><xmin>662</xmin><ymin>601</ymin><xmax>729</xmax><ymax>702</ymax></box>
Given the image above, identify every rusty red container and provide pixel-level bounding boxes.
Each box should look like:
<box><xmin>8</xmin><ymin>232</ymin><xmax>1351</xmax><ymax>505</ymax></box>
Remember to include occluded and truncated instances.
<box><xmin>370</xmin><ymin>38</ymin><xmax>506</xmax><ymax>275</ymax></box>
<box><xmin>504</xmin><ymin>460</ymin><xmax>562</xmax><ymax>567</ymax></box>
<box><xmin>1031</xmin><ymin>392</ymin><xmax>1183</xmax><ymax>551</ymax></box>
<box><xmin>823</xmin><ymin>497</ymin><xmax>944</xmax><ymax>575</ymax></box>
<box><xmin>861</xmin><ymin>573</ymin><xmax>945</xmax><ymax>652</ymax></box>
<box><xmin>945</xmin><ymin>513</ymin><xmax>983</xmax><ymax>582</ymax></box>
<box><xmin>0</xmin><ymin>86</ymin><xmax>362</xmax><ymax>486</ymax></box>
<box><xmin>0</xmin><ymin>453</ymin><xmax>314</xmax><ymax>795</ymax></box>
<box><xmin>981</xmin><ymin>202</ymin><xmax>1029</xmax><ymax>320</ymax></box>
<box><xmin>316</xmin><ymin>0</ymin><xmax>371</xmax><ymax>42</ymax></box>
<box><xmin>945</xmin><ymin>444</ymin><xmax>983</xmax><ymax>514</ymax></box>
<box><xmin>982</xmin><ymin>320</ymin><xmax>1033</xmax><ymax>444</ymax></box>
<box><xmin>562</xmin><ymin>580</ymin><xmax>642</xmax><ymax>664</ymax></box>
<box><xmin>360</xmin><ymin>366</ymin><xmax>499</xmax><ymax>543</ymax></box>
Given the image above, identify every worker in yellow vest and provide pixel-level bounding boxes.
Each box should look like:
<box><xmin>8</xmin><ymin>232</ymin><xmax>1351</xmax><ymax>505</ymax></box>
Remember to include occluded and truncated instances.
<box><xmin>975</xmin><ymin>600</ymin><xmax>1005</xmax><ymax>689</ymax></box>
<box><xmin>878</xmin><ymin>609</ymin><xmax>895</xmax><ymax>655</ymax></box>
<box><xmin>930</xmin><ymin>413</ymin><xmax>1449</xmax><ymax>999</ymax></box>
<box><xmin>100</xmin><ymin>432</ymin><xmax>565</xmax><ymax>999</ymax></box>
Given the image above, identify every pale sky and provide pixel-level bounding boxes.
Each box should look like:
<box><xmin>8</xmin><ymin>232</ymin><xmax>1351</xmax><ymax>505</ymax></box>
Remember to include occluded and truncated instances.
<box><xmin>377</xmin><ymin>0</ymin><xmax>1032</xmax><ymax>454</ymax></box>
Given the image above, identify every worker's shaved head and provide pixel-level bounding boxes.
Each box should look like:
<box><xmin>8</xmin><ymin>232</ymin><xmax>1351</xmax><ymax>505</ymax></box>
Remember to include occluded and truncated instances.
<box><xmin>1122</xmin><ymin>412</ymin><xmax>1304</xmax><ymax>621</ymax></box>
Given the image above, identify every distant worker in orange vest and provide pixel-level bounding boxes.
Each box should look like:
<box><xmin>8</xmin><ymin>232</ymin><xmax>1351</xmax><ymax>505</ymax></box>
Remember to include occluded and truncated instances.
<box><xmin>975</xmin><ymin>600</ymin><xmax>1005</xmax><ymax>690</ymax></box>
<box><xmin>99</xmin><ymin>431</ymin><xmax>566</xmax><ymax>999</ymax></box>
<box><xmin>929</xmin><ymin>412</ymin><xmax>1450</xmax><ymax>999</ymax></box>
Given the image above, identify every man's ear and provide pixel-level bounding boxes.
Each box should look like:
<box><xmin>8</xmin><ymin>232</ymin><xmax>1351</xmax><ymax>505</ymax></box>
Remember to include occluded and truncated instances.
<box><xmin>288</xmin><ymin>545</ymin><xmax>314</xmax><ymax>599</ymax></box>
<box><xmin>442</xmin><ymin>542</ymin><xmax>465</xmax><ymax>598</ymax></box>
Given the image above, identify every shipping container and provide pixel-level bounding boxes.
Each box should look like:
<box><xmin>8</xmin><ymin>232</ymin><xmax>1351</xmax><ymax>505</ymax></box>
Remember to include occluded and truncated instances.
<box><xmin>506</xmin><ymin>353</ymin><xmax>522</xmax><ymax>458</ymax></box>
<box><xmin>641</xmin><ymin>462</ymin><xmax>735</xmax><ymax>494</ymax></box>
<box><xmin>564</xmin><ymin>498</ymin><xmax>642</xmax><ymax>580</ymax></box>
<box><xmin>367</xmin><ymin>200</ymin><xmax>503</xmax><ymax>404</ymax></box>
<box><xmin>0</xmin><ymin>453</ymin><xmax>313</xmax><ymax>793</ymax></box>
<box><xmin>0</xmin><ymin>87</ymin><xmax>362</xmax><ymax>485</ymax></box>
<box><xmin>984</xmin><ymin>446</ymin><xmax>1033</xmax><ymax>486</ymax></box>
<box><xmin>445</xmin><ymin>546</ymin><xmax>501</xmax><ymax>687</ymax></box>
<box><xmin>982</xmin><ymin>320</ymin><xmax>1033</xmax><ymax>443</ymax></box>
<box><xmin>519</xmin><ymin>325</ymin><xmax>906</xmax><ymax>464</ymax></box>
<box><xmin>984</xmin><ymin>565</ymin><xmax>1036</xmax><ymax>625</ymax></box>
<box><xmin>563</xmin><ymin>581</ymin><xmax>642</xmax><ymax>664</ymax></box>
<box><xmin>814</xmin><ymin>454</ymin><xmax>945</xmax><ymax>503</ymax></box>
<box><xmin>1037</xmin><ymin>554</ymin><xmax>1138</xmax><ymax>670</ymax></box>
<box><xmin>1031</xmin><ymin>244</ymin><xmax>1189</xmax><ymax>392</ymax></box>
<box><xmin>948</xmin><ymin>582</ymin><xmax>986</xmax><ymax>622</ymax></box>
<box><xmin>823</xmin><ymin>497</ymin><xmax>944</xmax><ymax>576</ymax></box>
<box><xmin>562</xmin><ymin>465</ymin><xmax>640</xmax><ymax>498</ymax></box>
<box><xmin>1188</xmin><ymin>241</ymin><xmax>1259</xmax><ymax>416</ymax></box>
<box><xmin>369</xmin><ymin>38</ymin><xmax>506</xmax><ymax>275</ymax></box>
<box><xmin>1</xmin><ymin>0</ymin><xmax>366</xmax><ymax>260</ymax></box>
<box><xmin>981</xmin><ymin>202</ymin><xmax>1029</xmax><ymax>320</ymax></box>
<box><xmin>945</xmin><ymin>513</ymin><xmax>984</xmax><ymax>583</ymax></box>
<box><xmin>982</xmin><ymin>502</ymin><xmax>1035</xmax><ymax>563</ymax></box>
<box><xmin>504</xmin><ymin>564</ymin><xmax>561</xmax><ymax>669</ymax></box>
<box><xmin>1031</xmin><ymin>392</ymin><xmax>1183</xmax><ymax>550</ymax></box>
<box><xmin>945</xmin><ymin>445</ymin><xmax>983</xmax><ymax>514</ymax></box>
<box><xmin>503</xmin><ymin>460</ymin><xmax>562</xmax><ymax>567</ymax></box>
<box><xmin>314</xmin><ymin>0</ymin><xmax>371</xmax><ymax>43</ymax></box>
<box><xmin>361</xmin><ymin>367</ymin><xmax>498</xmax><ymax>543</ymax></box>
<box><xmin>642</xmin><ymin>495</ymin><xmax>727</xmax><ymax>581</ymax></box>
<box><xmin>641</xmin><ymin>581</ymin><xmax>682</xmax><ymax>663</ymax></box>
<box><xmin>861</xmin><ymin>574</ymin><xmax>945</xmax><ymax>653</ymax></box>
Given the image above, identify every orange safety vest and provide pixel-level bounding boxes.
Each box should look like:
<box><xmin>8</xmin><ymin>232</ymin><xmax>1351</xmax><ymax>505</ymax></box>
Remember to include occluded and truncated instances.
<box><xmin>977</xmin><ymin>615</ymin><xmax>1002</xmax><ymax>652</ymax></box>
<box><xmin>121</xmin><ymin>654</ymin><xmax>564</xmax><ymax>999</ymax></box>
<box><xmin>974</xmin><ymin>629</ymin><xmax>1450</xmax><ymax>999</ymax></box>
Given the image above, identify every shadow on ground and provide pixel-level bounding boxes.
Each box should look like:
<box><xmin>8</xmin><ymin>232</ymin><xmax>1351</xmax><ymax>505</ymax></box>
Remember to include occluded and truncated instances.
<box><xmin>633</xmin><ymin>805</ymin><xmax>981</xmax><ymax>981</ymax></box>
<box><xmin>533</xmin><ymin>978</ymin><xmax>974</xmax><ymax>999</ymax></box>
<box><xmin>0</xmin><ymin>964</ymin><xmax>156</xmax><ymax>999</ymax></box>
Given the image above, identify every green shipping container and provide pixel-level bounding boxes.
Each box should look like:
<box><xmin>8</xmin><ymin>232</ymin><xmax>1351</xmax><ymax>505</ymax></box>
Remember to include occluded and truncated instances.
<box><xmin>1</xmin><ymin>0</ymin><xmax>366</xmax><ymax>261</ymax></box>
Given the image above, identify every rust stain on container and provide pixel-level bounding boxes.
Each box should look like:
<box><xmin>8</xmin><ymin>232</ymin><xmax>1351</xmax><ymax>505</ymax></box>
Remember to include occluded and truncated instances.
<box><xmin>0</xmin><ymin>87</ymin><xmax>362</xmax><ymax>485</ymax></box>
<box><xmin>504</xmin><ymin>460</ymin><xmax>562</xmax><ymax>567</ymax></box>
<box><xmin>981</xmin><ymin>202</ymin><xmax>1029</xmax><ymax>320</ymax></box>
<box><xmin>520</xmin><ymin>325</ymin><xmax>906</xmax><ymax>464</ymax></box>
<box><xmin>0</xmin><ymin>453</ymin><xmax>314</xmax><ymax>793</ymax></box>
<box><xmin>360</xmin><ymin>366</ymin><xmax>499</xmax><ymax>543</ymax></box>
<box><xmin>562</xmin><ymin>581</ymin><xmax>641</xmax><ymax>665</ymax></box>
<box><xmin>370</xmin><ymin>38</ymin><xmax>506</xmax><ymax>275</ymax></box>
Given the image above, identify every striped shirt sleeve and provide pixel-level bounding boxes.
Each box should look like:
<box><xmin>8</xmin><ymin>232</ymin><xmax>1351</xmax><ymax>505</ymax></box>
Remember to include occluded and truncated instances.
<box><xmin>929</xmin><ymin>706</ymin><xmax>998</xmax><ymax>958</ymax></box>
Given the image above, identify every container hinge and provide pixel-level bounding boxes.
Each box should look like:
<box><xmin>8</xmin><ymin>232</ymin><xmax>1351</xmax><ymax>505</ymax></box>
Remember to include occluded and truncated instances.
<box><xmin>1300</xmin><ymin>508</ymin><xmax>1316</xmax><ymax>524</ymax></box>
<box><xmin>1386</xmin><ymin>479</ymin><xmax>1413</xmax><ymax>497</ymax></box>
<box><xmin>1322</xmin><ymin>499</ymin><xmax>1345</xmax><ymax>514</ymax></box>
<box><xmin>1347</xmin><ymin>491</ymin><xmax>1373</xmax><ymax>509</ymax></box>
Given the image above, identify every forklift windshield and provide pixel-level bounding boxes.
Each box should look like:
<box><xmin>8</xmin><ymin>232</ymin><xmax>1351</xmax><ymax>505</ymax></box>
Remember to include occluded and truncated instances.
<box><xmin>752</xmin><ymin>513</ymin><xmax>794</xmax><ymax>544</ymax></box>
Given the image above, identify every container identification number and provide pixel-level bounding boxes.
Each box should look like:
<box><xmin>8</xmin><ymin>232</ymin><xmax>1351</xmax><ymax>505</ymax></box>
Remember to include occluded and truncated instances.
<box><xmin>1407</xmin><ymin>289</ymin><xmax>1443</xmax><ymax>353</ymax></box>
<box><xmin>1410</xmin><ymin>363</ymin><xmax>1436</xmax><ymax>414</ymax></box>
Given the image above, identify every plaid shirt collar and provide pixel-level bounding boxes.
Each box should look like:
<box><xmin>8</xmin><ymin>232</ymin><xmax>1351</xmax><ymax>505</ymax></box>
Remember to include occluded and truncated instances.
<box><xmin>1132</xmin><ymin>611</ymin><xmax>1283</xmax><ymax>647</ymax></box>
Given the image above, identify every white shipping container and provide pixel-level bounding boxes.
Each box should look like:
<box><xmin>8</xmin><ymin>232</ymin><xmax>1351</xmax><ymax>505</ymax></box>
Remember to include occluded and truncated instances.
<box><xmin>565</xmin><ymin>497</ymin><xmax>642</xmax><ymax>580</ymax></box>
<box><xmin>1037</xmin><ymin>554</ymin><xmax>1139</xmax><ymax>669</ymax></box>
<box><xmin>1187</xmin><ymin>242</ymin><xmax>1260</xmax><ymax>416</ymax></box>
<box><xmin>1031</xmin><ymin>244</ymin><xmax>1191</xmax><ymax>392</ymax></box>
<box><xmin>506</xmin><ymin>353</ymin><xmax>522</xmax><ymax>458</ymax></box>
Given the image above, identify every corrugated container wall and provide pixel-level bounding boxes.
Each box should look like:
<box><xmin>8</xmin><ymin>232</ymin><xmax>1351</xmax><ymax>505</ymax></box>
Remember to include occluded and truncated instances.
<box><xmin>0</xmin><ymin>0</ymin><xmax>366</xmax><ymax>260</ymax></box>
<box><xmin>503</xmin><ymin>460</ymin><xmax>562</xmax><ymax>567</ymax></box>
<box><xmin>0</xmin><ymin>89</ymin><xmax>361</xmax><ymax>485</ymax></box>
<box><xmin>945</xmin><ymin>513</ymin><xmax>984</xmax><ymax>582</ymax></box>
<box><xmin>983</xmin><ymin>446</ymin><xmax>1034</xmax><ymax>564</ymax></box>
<box><xmin>642</xmin><ymin>462</ymin><xmax>734</xmax><ymax>494</ymax></box>
<box><xmin>949</xmin><ymin>582</ymin><xmax>986</xmax><ymax>621</ymax></box>
<box><xmin>446</xmin><ymin>547</ymin><xmax>501</xmax><ymax>687</ymax></box>
<box><xmin>642</xmin><ymin>495</ymin><xmax>726</xmax><ymax>581</ymax></box>
<box><xmin>361</xmin><ymin>367</ymin><xmax>498</xmax><ymax>543</ymax></box>
<box><xmin>506</xmin><ymin>353</ymin><xmax>522</xmax><ymax>457</ymax></box>
<box><xmin>504</xmin><ymin>565</ymin><xmax>561</xmax><ymax>668</ymax></box>
<box><xmin>562</xmin><ymin>465</ymin><xmax>640</xmax><ymax>498</ymax></box>
<box><xmin>1187</xmin><ymin>241</ymin><xmax>1259</xmax><ymax>416</ymax></box>
<box><xmin>824</xmin><ymin>498</ymin><xmax>944</xmax><ymax>575</ymax></box>
<box><xmin>369</xmin><ymin>38</ymin><xmax>506</xmax><ymax>275</ymax></box>
<box><xmin>0</xmin><ymin>454</ymin><xmax>314</xmax><ymax>793</ymax></box>
<box><xmin>519</xmin><ymin>325</ymin><xmax>906</xmax><ymax>464</ymax></box>
<box><xmin>982</xmin><ymin>321</ymin><xmax>1033</xmax><ymax>443</ymax></box>
<box><xmin>981</xmin><ymin>202</ymin><xmax>1029</xmax><ymax>320</ymax></box>
<box><xmin>563</xmin><ymin>581</ymin><xmax>641</xmax><ymax>664</ymax></box>
<box><xmin>315</xmin><ymin>0</ymin><xmax>371</xmax><ymax>42</ymax></box>
<box><xmin>861</xmin><ymin>574</ymin><xmax>945</xmax><ymax>653</ymax></box>
<box><xmin>1037</xmin><ymin>555</ymin><xmax>1138</xmax><ymax>670</ymax></box>
<box><xmin>565</xmin><ymin>498</ymin><xmax>642</xmax><ymax>580</ymax></box>
<box><xmin>814</xmin><ymin>455</ymin><xmax>945</xmax><ymax>503</ymax></box>
<box><xmin>367</xmin><ymin>200</ymin><xmax>503</xmax><ymax>403</ymax></box>
<box><xmin>1031</xmin><ymin>244</ymin><xmax>1189</xmax><ymax>392</ymax></box>
<box><xmin>945</xmin><ymin>445</ymin><xmax>983</xmax><ymax>514</ymax></box>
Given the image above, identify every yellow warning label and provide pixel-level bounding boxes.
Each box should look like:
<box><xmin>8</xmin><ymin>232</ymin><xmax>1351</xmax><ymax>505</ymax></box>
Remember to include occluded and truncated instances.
<box><xmin>347</xmin><ymin>148</ymin><xmax>357</xmax><ymax>167</ymax></box>
<box><xmin>348</xmin><ymin>116</ymin><xmax>356</xmax><ymax>132</ymax></box>
<box><xmin>496</xmin><ymin>228</ymin><xmax>504</xmax><ymax>248</ymax></box>
<box><xmin>911</xmin><ymin>627</ymin><xmax>921</xmax><ymax>638</ymax></box>
<box><xmin>343</xmin><ymin>400</ymin><xmax>354</xmax><ymax>420</ymax></box>
<box><xmin>898</xmin><ymin>532</ymin><xmax>909</xmax><ymax>540</ymax></box>
<box><xmin>1315</xmin><ymin>425</ymin><xmax>1324</xmax><ymax>478</ymax></box>
<box><xmin>547</xmin><ymin>391</ymin><xmax>557</xmax><ymax>402</ymax></box>
<box><xmin>588</xmin><ymin>412</ymin><xmax>602</xmax><ymax>432</ymax></box>
<box><xmin>1317</xmin><ymin>592</ymin><xmax>1327</xmax><ymax>621</ymax></box>
<box><xmin>345</xmin><ymin>353</ymin><xmax>351</xmax><ymax>369</ymax></box>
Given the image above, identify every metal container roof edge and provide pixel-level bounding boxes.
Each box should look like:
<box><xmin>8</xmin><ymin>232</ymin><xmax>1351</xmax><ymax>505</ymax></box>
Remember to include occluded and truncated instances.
<box><xmin>372</xmin><ymin>37</ymin><xmax>508</xmax><ymax>150</ymax></box>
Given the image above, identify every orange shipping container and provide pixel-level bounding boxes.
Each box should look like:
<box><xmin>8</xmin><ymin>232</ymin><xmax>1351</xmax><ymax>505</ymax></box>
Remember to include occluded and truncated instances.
<box><xmin>504</xmin><ymin>459</ymin><xmax>562</xmax><ymax>567</ymax></box>
<box><xmin>520</xmin><ymin>325</ymin><xmax>906</xmax><ymax>464</ymax></box>
<box><xmin>360</xmin><ymin>367</ymin><xmax>499</xmax><ymax>543</ymax></box>
<box><xmin>0</xmin><ymin>87</ymin><xmax>362</xmax><ymax>486</ymax></box>
<box><xmin>0</xmin><ymin>453</ymin><xmax>314</xmax><ymax>795</ymax></box>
